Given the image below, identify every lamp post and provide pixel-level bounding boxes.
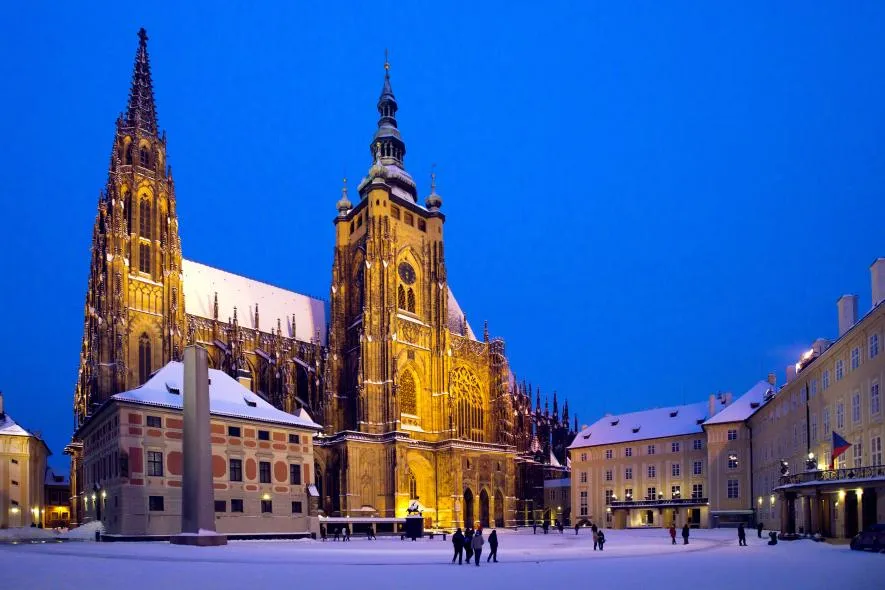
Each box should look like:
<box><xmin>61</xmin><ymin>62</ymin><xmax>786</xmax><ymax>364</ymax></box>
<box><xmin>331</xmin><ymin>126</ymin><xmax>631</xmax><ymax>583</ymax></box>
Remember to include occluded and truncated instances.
<box><xmin>805</xmin><ymin>452</ymin><xmax>817</xmax><ymax>472</ymax></box>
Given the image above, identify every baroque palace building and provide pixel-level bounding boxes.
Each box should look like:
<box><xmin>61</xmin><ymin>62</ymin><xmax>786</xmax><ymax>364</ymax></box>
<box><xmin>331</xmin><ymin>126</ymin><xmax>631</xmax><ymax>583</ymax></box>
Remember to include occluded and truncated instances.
<box><xmin>68</xmin><ymin>29</ymin><xmax>574</xmax><ymax>529</ymax></box>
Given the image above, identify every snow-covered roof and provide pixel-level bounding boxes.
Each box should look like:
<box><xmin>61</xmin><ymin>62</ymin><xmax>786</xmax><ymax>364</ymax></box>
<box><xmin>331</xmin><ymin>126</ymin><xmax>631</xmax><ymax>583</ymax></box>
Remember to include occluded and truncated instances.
<box><xmin>447</xmin><ymin>290</ymin><xmax>477</xmax><ymax>340</ymax></box>
<box><xmin>569</xmin><ymin>401</ymin><xmax>710</xmax><ymax>449</ymax></box>
<box><xmin>45</xmin><ymin>466</ymin><xmax>70</xmax><ymax>486</ymax></box>
<box><xmin>703</xmin><ymin>381</ymin><xmax>773</xmax><ymax>425</ymax></box>
<box><xmin>182</xmin><ymin>259</ymin><xmax>327</xmax><ymax>345</ymax></box>
<box><xmin>0</xmin><ymin>413</ymin><xmax>33</xmax><ymax>437</ymax></box>
<box><xmin>112</xmin><ymin>361</ymin><xmax>322</xmax><ymax>430</ymax></box>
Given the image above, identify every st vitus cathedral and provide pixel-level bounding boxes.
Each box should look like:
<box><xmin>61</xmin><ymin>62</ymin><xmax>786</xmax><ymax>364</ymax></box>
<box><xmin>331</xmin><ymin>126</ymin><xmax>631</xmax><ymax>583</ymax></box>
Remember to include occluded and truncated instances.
<box><xmin>69</xmin><ymin>29</ymin><xmax>576</xmax><ymax>528</ymax></box>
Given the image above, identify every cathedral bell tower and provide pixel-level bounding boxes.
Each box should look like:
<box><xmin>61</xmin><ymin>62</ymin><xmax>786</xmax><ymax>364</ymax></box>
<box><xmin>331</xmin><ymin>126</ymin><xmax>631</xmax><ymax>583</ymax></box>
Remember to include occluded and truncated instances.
<box><xmin>74</xmin><ymin>28</ymin><xmax>185</xmax><ymax>426</ymax></box>
<box><xmin>326</xmin><ymin>55</ymin><xmax>448</xmax><ymax>436</ymax></box>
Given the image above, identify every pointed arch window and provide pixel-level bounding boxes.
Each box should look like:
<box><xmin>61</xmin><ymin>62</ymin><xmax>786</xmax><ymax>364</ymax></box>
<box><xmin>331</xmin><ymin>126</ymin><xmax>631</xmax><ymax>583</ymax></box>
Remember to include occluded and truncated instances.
<box><xmin>408</xmin><ymin>469</ymin><xmax>418</xmax><ymax>500</ymax></box>
<box><xmin>138</xmin><ymin>333</ymin><xmax>152</xmax><ymax>384</ymax></box>
<box><xmin>139</xmin><ymin>146</ymin><xmax>150</xmax><ymax>167</ymax></box>
<box><xmin>398</xmin><ymin>285</ymin><xmax>406</xmax><ymax>310</ymax></box>
<box><xmin>139</xmin><ymin>199</ymin><xmax>151</xmax><ymax>240</ymax></box>
<box><xmin>407</xmin><ymin>288</ymin><xmax>416</xmax><ymax>313</ymax></box>
<box><xmin>400</xmin><ymin>371</ymin><xmax>417</xmax><ymax>415</ymax></box>
<box><xmin>139</xmin><ymin>243</ymin><xmax>151</xmax><ymax>274</ymax></box>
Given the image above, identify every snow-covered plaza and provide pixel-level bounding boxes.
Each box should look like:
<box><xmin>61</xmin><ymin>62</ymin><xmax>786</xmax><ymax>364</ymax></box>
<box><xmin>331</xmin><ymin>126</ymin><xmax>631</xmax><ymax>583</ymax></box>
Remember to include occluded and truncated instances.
<box><xmin>1</xmin><ymin>527</ymin><xmax>883</xmax><ymax>589</ymax></box>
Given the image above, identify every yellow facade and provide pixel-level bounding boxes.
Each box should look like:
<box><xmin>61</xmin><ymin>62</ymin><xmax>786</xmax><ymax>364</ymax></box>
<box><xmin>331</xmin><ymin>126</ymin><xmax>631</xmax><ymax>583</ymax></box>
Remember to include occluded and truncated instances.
<box><xmin>1</xmin><ymin>394</ymin><xmax>51</xmax><ymax>529</ymax></box>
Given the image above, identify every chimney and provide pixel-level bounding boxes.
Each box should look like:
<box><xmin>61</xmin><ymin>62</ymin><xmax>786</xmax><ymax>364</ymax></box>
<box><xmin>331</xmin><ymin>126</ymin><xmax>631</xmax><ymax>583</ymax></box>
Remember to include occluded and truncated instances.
<box><xmin>0</xmin><ymin>390</ymin><xmax>4</xmax><ymax>418</ymax></box>
<box><xmin>786</xmin><ymin>364</ymin><xmax>796</xmax><ymax>383</ymax></box>
<box><xmin>725</xmin><ymin>391</ymin><xmax>733</xmax><ymax>406</ymax></box>
<box><xmin>812</xmin><ymin>338</ymin><xmax>830</xmax><ymax>355</ymax></box>
<box><xmin>872</xmin><ymin>258</ymin><xmax>885</xmax><ymax>307</ymax></box>
<box><xmin>837</xmin><ymin>294</ymin><xmax>859</xmax><ymax>337</ymax></box>
<box><xmin>708</xmin><ymin>394</ymin><xmax>716</xmax><ymax>417</ymax></box>
<box><xmin>767</xmin><ymin>373</ymin><xmax>777</xmax><ymax>387</ymax></box>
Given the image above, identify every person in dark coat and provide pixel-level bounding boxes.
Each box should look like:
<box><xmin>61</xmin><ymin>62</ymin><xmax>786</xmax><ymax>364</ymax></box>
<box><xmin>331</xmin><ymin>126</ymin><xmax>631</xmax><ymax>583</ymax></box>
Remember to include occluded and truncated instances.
<box><xmin>591</xmin><ymin>526</ymin><xmax>599</xmax><ymax>551</ymax></box>
<box><xmin>738</xmin><ymin>523</ymin><xmax>747</xmax><ymax>546</ymax></box>
<box><xmin>575</xmin><ymin>523</ymin><xmax>580</xmax><ymax>535</ymax></box>
<box><xmin>471</xmin><ymin>529</ymin><xmax>485</xmax><ymax>566</ymax></box>
<box><xmin>557</xmin><ymin>521</ymin><xmax>564</xmax><ymax>534</ymax></box>
<box><xmin>682</xmin><ymin>524</ymin><xmax>690</xmax><ymax>545</ymax></box>
<box><xmin>669</xmin><ymin>525</ymin><xmax>677</xmax><ymax>545</ymax></box>
<box><xmin>532</xmin><ymin>521</ymin><xmax>537</xmax><ymax>534</ymax></box>
<box><xmin>342</xmin><ymin>525</ymin><xmax>350</xmax><ymax>541</ymax></box>
<box><xmin>464</xmin><ymin>528</ymin><xmax>474</xmax><ymax>564</ymax></box>
<box><xmin>333</xmin><ymin>527</ymin><xmax>340</xmax><ymax>541</ymax></box>
<box><xmin>597</xmin><ymin>529</ymin><xmax>605</xmax><ymax>551</ymax></box>
<box><xmin>542</xmin><ymin>521</ymin><xmax>549</xmax><ymax>534</ymax></box>
<box><xmin>451</xmin><ymin>528</ymin><xmax>465</xmax><ymax>564</ymax></box>
<box><xmin>756</xmin><ymin>522</ymin><xmax>764</xmax><ymax>538</ymax></box>
<box><xmin>486</xmin><ymin>529</ymin><xmax>499</xmax><ymax>562</ymax></box>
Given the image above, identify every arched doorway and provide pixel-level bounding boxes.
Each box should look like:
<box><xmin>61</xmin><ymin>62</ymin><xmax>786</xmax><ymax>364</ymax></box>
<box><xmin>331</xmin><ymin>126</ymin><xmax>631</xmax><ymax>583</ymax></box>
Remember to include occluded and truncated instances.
<box><xmin>494</xmin><ymin>489</ymin><xmax>504</xmax><ymax>527</ymax></box>
<box><xmin>463</xmin><ymin>488</ymin><xmax>474</xmax><ymax>529</ymax></box>
<box><xmin>479</xmin><ymin>489</ymin><xmax>490</xmax><ymax>527</ymax></box>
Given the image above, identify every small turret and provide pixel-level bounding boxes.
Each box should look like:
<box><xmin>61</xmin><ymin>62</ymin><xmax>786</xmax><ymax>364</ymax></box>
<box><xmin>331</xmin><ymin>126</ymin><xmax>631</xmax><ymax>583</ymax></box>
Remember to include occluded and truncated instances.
<box><xmin>337</xmin><ymin>176</ymin><xmax>352</xmax><ymax>216</ymax></box>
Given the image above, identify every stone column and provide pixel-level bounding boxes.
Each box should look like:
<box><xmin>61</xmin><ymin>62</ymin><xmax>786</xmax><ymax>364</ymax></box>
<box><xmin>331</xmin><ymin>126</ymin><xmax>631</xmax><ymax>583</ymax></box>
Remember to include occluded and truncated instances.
<box><xmin>171</xmin><ymin>345</ymin><xmax>227</xmax><ymax>546</ymax></box>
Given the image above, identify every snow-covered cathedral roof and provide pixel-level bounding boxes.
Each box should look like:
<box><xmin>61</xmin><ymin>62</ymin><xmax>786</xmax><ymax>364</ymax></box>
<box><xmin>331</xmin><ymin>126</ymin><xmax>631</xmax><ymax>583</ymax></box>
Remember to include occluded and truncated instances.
<box><xmin>447</xmin><ymin>290</ymin><xmax>477</xmax><ymax>340</ymax></box>
<box><xmin>113</xmin><ymin>361</ymin><xmax>322</xmax><ymax>429</ymax></box>
<box><xmin>182</xmin><ymin>259</ymin><xmax>327</xmax><ymax>345</ymax></box>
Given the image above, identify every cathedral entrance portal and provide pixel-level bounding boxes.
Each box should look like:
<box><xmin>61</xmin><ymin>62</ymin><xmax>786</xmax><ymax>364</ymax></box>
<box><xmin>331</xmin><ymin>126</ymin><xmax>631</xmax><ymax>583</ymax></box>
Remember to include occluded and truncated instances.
<box><xmin>479</xmin><ymin>489</ymin><xmax>490</xmax><ymax>528</ymax></box>
<box><xmin>464</xmin><ymin>488</ymin><xmax>474</xmax><ymax>528</ymax></box>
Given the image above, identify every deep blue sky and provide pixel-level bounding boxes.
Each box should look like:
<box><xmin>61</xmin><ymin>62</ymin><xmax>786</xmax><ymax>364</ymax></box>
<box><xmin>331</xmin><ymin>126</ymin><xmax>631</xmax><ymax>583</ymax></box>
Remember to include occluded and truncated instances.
<box><xmin>1</xmin><ymin>2</ymin><xmax>884</xmax><ymax>471</ymax></box>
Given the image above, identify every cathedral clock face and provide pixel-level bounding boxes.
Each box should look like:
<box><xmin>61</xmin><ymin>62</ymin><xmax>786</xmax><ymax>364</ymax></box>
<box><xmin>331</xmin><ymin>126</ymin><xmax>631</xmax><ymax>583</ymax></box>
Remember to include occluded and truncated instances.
<box><xmin>398</xmin><ymin>262</ymin><xmax>416</xmax><ymax>285</ymax></box>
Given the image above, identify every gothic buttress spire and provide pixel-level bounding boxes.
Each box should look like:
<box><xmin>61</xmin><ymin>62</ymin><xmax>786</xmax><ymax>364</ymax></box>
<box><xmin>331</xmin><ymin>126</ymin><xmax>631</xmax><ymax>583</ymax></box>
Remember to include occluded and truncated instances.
<box><xmin>124</xmin><ymin>28</ymin><xmax>159</xmax><ymax>135</ymax></box>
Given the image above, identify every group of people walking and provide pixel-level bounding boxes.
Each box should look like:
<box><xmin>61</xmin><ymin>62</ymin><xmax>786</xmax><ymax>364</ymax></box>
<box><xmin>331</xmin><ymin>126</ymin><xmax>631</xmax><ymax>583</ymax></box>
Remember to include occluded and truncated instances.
<box><xmin>451</xmin><ymin>527</ymin><xmax>499</xmax><ymax>566</ymax></box>
<box><xmin>668</xmin><ymin>524</ymin><xmax>692</xmax><ymax>545</ymax></box>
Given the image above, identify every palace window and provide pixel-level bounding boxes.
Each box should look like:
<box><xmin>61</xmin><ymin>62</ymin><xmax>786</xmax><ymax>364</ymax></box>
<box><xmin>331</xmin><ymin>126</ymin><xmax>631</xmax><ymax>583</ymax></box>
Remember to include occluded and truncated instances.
<box><xmin>624</xmin><ymin>467</ymin><xmax>632</xmax><ymax>480</ymax></box>
<box><xmin>671</xmin><ymin>463</ymin><xmax>680</xmax><ymax>477</ymax></box>
<box><xmin>605</xmin><ymin>449</ymin><xmax>613</xmax><ymax>460</ymax></box>
<box><xmin>823</xmin><ymin>407</ymin><xmax>830</xmax><ymax>434</ymax></box>
<box><xmin>872</xmin><ymin>436</ymin><xmax>883</xmax><ymax>466</ymax></box>
<box><xmin>290</xmin><ymin>464</ymin><xmax>302</xmax><ymax>485</ymax></box>
<box><xmin>872</xmin><ymin>383</ymin><xmax>881</xmax><ymax>415</ymax></box>
<box><xmin>693</xmin><ymin>439</ymin><xmax>702</xmax><ymax>451</ymax></box>
<box><xmin>580</xmin><ymin>453</ymin><xmax>587</xmax><ymax>462</ymax></box>
<box><xmin>408</xmin><ymin>470</ymin><xmax>418</xmax><ymax>500</ymax></box>
<box><xmin>261</xmin><ymin>500</ymin><xmax>272</xmax><ymax>514</ymax></box>
<box><xmin>693</xmin><ymin>461</ymin><xmax>703</xmax><ymax>475</ymax></box>
<box><xmin>148</xmin><ymin>496</ymin><xmax>164</xmax><ymax>511</ymax></box>
<box><xmin>811</xmin><ymin>379</ymin><xmax>818</xmax><ymax>398</ymax></box>
<box><xmin>605</xmin><ymin>490</ymin><xmax>613</xmax><ymax>505</ymax></box>
<box><xmin>727</xmin><ymin>429</ymin><xmax>738</xmax><ymax>441</ymax></box>
<box><xmin>852</xmin><ymin>392</ymin><xmax>861</xmax><ymax>423</ymax></box>
<box><xmin>605</xmin><ymin>469</ymin><xmax>612</xmax><ymax>481</ymax></box>
<box><xmin>647</xmin><ymin>465</ymin><xmax>656</xmax><ymax>478</ymax></box>
<box><xmin>871</xmin><ymin>334</ymin><xmax>880</xmax><ymax>359</ymax></box>
<box><xmin>147</xmin><ymin>451</ymin><xmax>163</xmax><ymax>477</ymax></box>
<box><xmin>214</xmin><ymin>501</ymin><xmax>226</xmax><ymax>512</ymax></box>
<box><xmin>625</xmin><ymin>447</ymin><xmax>632</xmax><ymax>457</ymax></box>
<box><xmin>579</xmin><ymin>471</ymin><xmax>587</xmax><ymax>483</ymax></box>
<box><xmin>692</xmin><ymin>484</ymin><xmax>704</xmax><ymax>499</ymax></box>
<box><xmin>259</xmin><ymin>461</ymin><xmax>271</xmax><ymax>483</ymax></box>
<box><xmin>624</xmin><ymin>488</ymin><xmax>633</xmax><ymax>500</ymax></box>
<box><xmin>399</xmin><ymin>371</ymin><xmax>417</xmax><ymax>415</ymax></box>
<box><xmin>229</xmin><ymin>459</ymin><xmax>243</xmax><ymax>482</ymax></box>
<box><xmin>851</xmin><ymin>347</ymin><xmax>861</xmax><ymax>370</ymax></box>
<box><xmin>823</xmin><ymin>370</ymin><xmax>831</xmax><ymax>390</ymax></box>
<box><xmin>647</xmin><ymin>444</ymin><xmax>656</xmax><ymax>455</ymax></box>
<box><xmin>671</xmin><ymin>442</ymin><xmax>680</xmax><ymax>453</ymax></box>
<box><xmin>146</xmin><ymin>416</ymin><xmax>161</xmax><ymax>428</ymax></box>
<box><xmin>579</xmin><ymin>491</ymin><xmax>588</xmax><ymax>516</ymax></box>
<box><xmin>645</xmin><ymin>487</ymin><xmax>657</xmax><ymax>501</ymax></box>
<box><xmin>671</xmin><ymin>485</ymin><xmax>681</xmax><ymax>499</ymax></box>
<box><xmin>138</xmin><ymin>333</ymin><xmax>151</xmax><ymax>384</ymax></box>
<box><xmin>836</xmin><ymin>360</ymin><xmax>844</xmax><ymax>381</ymax></box>
<box><xmin>231</xmin><ymin>499</ymin><xmax>244</xmax><ymax>513</ymax></box>
<box><xmin>811</xmin><ymin>414</ymin><xmax>818</xmax><ymax>441</ymax></box>
<box><xmin>727</xmin><ymin>480</ymin><xmax>739</xmax><ymax>499</ymax></box>
<box><xmin>289</xmin><ymin>434</ymin><xmax>299</xmax><ymax>444</ymax></box>
<box><xmin>291</xmin><ymin>501</ymin><xmax>303</xmax><ymax>514</ymax></box>
<box><xmin>854</xmin><ymin>439</ymin><xmax>863</xmax><ymax>468</ymax></box>
<box><xmin>836</xmin><ymin>402</ymin><xmax>844</xmax><ymax>429</ymax></box>
<box><xmin>228</xmin><ymin>426</ymin><xmax>241</xmax><ymax>437</ymax></box>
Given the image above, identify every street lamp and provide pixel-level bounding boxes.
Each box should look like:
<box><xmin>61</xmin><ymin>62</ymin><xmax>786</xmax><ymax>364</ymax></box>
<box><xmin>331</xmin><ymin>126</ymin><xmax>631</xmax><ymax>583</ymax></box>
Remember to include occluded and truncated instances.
<box><xmin>806</xmin><ymin>452</ymin><xmax>817</xmax><ymax>471</ymax></box>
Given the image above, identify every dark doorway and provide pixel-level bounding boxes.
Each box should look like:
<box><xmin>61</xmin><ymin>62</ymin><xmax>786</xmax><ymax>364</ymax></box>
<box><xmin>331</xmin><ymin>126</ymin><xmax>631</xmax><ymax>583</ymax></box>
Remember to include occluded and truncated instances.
<box><xmin>479</xmin><ymin>489</ymin><xmax>490</xmax><ymax>527</ymax></box>
<box><xmin>463</xmin><ymin>488</ymin><xmax>474</xmax><ymax>529</ymax></box>
<box><xmin>689</xmin><ymin>508</ymin><xmax>701</xmax><ymax>526</ymax></box>
<box><xmin>845</xmin><ymin>491</ymin><xmax>859</xmax><ymax>538</ymax></box>
<box><xmin>786</xmin><ymin>493</ymin><xmax>797</xmax><ymax>534</ymax></box>
<box><xmin>862</xmin><ymin>488</ymin><xmax>878</xmax><ymax>530</ymax></box>
<box><xmin>494</xmin><ymin>490</ymin><xmax>504</xmax><ymax>527</ymax></box>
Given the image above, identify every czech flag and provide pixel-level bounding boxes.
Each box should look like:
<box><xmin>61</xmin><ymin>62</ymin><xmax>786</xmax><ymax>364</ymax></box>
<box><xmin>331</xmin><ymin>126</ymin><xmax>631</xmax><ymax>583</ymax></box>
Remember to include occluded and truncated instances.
<box><xmin>831</xmin><ymin>431</ymin><xmax>851</xmax><ymax>469</ymax></box>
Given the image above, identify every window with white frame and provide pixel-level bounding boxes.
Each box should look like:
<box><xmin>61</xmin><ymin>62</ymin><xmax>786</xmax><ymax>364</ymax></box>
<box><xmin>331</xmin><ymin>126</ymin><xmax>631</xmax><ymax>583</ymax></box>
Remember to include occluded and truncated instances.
<box><xmin>647</xmin><ymin>444</ymin><xmax>656</xmax><ymax>455</ymax></box>
<box><xmin>605</xmin><ymin>489</ymin><xmax>614</xmax><ymax>505</ymax></box>
<box><xmin>871</xmin><ymin>334</ymin><xmax>880</xmax><ymax>359</ymax></box>
<box><xmin>811</xmin><ymin>379</ymin><xmax>818</xmax><ymax>398</ymax></box>
<box><xmin>691</xmin><ymin>483</ymin><xmax>703</xmax><ymax>499</ymax></box>
<box><xmin>671</xmin><ymin>485</ymin><xmax>681</xmax><ymax>498</ymax></box>
<box><xmin>836</xmin><ymin>360</ymin><xmax>844</xmax><ymax>381</ymax></box>
<box><xmin>693</xmin><ymin>439</ymin><xmax>702</xmax><ymax>451</ymax></box>
<box><xmin>727</xmin><ymin>429</ymin><xmax>738</xmax><ymax>441</ymax></box>
<box><xmin>647</xmin><ymin>465</ymin><xmax>656</xmax><ymax>478</ymax></box>
<box><xmin>580</xmin><ymin>471</ymin><xmax>587</xmax><ymax>483</ymax></box>
<box><xmin>837</xmin><ymin>452</ymin><xmax>847</xmax><ymax>469</ymax></box>
<box><xmin>579</xmin><ymin>491</ymin><xmax>588</xmax><ymax>516</ymax></box>
<box><xmin>646</xmin><ymin>487</ymin><xmax>657</xmax><ymax>500</ymax></box>
<box><xmin>854</xmin><ymin>439</ymin><xmax>863</xmax><ymax>468</ymax></box>
<box><xmin>852</xmin><ymin>392</ymin><xmax>861</xmax><ymax>423</ymax></box>
<box><xmin>823</xmin><ymin>407</ymin><xmax>830</xmax><ymax>433</ymax></box>
<box><xmin>625</xmin><ymin>467</ymin><xmax>633</xmax><ymax>480</ymax></box>
<box><xmin>836</xmin><ymin>402</ymin><xmax>844</xmax><ymax>429</ymax></box>
<box><xmin>727</xmin><ymin>479</ymin><xmax>739</xmax><ymax>499</ymax></box>
<box><xmin>605</xmin><ymin>469</ymin><xmax>613</xmax><ymax>481</ymax></box>
<box><xmin>671</xmin><ymin>463</ymin><xmax>680</xmax><ymax>477</ymax></box>
<box><xmin>823</xmin><ymin>369</ymin><xmax>831</xmax><ymax>390</ymax></box>
<box><xmin>871</xmin><ymin>383</ymin><xmax>880</xmax><ymax>415</ymax></box>
<box><xmin>671</xmin><ymin>442</ymin><xmax>680</xmax><ymax>453</ymax></box>
<box><xmin>811</xmin><ymin>413</ymin><xmax>818</xmax><ymax>441</ymax></box>
<box><xmin>693</xmin><ymin>460</ymin><xmax>703</xmax><ymax>475</ymax></box>
<box><xmin>605</xmin><ymin>449</ymin><xmax>613</xmax><ymax>460</ymax></box>
<box><xmin>624</xmin><ymin>487</ymin><xmax>633</xmax><ymax>500</ymax></box>
<box><xmin>625</xmin><ymin>447</ymin><xmax>633</xmax><ymax>457</ymax></box>
<box><xmin>872</xmin><ymin>436</ymin><xmax>883</xmax><ymax>466</ymax></box>
<box><xmin>727</xmin><ymin>453</ymin><xmax>739</xmax><ymax>469</ymax></box>
<box><xmin>851</xmin><ymin>347</ymin><xmax>861</xmax><ymax>370</ymax></box>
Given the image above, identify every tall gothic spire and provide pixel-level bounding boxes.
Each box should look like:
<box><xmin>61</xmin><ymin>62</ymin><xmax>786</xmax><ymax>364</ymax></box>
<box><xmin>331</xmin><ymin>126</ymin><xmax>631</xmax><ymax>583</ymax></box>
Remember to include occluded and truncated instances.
<box><xmin>124</xmin><ymin>28</ymin><xmax>158</xmax><ymax>134</ymax></box>
<box><xmin>372</xmin><ymin>50</ymin><xmax>406</xmax><ymax>167</ymax></box>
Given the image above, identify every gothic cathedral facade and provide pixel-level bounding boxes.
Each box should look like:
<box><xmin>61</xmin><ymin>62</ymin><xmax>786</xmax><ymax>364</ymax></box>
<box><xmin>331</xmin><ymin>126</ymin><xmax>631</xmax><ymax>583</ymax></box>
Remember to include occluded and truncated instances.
<box><xmin>69</xmin><ymin>30</ymin><xmax>575</xmax><ymax>529</ymax></box>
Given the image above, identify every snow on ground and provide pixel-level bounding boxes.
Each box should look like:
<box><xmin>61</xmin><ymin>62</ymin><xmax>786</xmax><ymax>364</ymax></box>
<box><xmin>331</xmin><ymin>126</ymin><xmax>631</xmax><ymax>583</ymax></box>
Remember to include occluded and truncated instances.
<box><xmin>0</xmin><ymin>528</ymin><xmax>882</xmax><ymax>590</ymax></box>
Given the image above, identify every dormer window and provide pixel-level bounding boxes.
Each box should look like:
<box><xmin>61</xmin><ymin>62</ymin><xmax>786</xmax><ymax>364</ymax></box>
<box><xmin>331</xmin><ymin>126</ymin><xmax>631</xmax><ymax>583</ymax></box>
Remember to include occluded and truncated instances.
<box><xmin>610</xmin><ymin>419</ymin><xmax>619</xmax><ymax>426</ymax></box>
<box><xmin>669</xmin><ymin>410</ymin><xmax>678</xmax><ymax>418</ymax></box>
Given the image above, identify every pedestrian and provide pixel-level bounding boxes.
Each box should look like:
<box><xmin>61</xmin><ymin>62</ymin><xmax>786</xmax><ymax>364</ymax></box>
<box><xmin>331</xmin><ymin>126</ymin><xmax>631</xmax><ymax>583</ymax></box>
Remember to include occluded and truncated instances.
<box><xmin>333</xmin><ymin>527</ymin><xmax>340</xmax><ymax>541</ymax></box>
<box><xmin>343</xmin><ymin>525</ymin><xmax>350</xmax><ymax>541</ymax></box>
<box><xmin>321</xmin><ymin>525</ymin><xmax>327</xmax><ymax>542</ymax></box>
<box><xmin>738</xmin><ymin>523</ymin><xmax>747</xmax><ymax>546</ymax></box>
<box><xmin>592</xmin><ymin>526</ymin><xmax>599</xmax><ymax>551</ymax></box>
<box><xmin>464</xmin><ymin>528</ymin><xmax>474</xmax><ymax>564</ymax></box>
<box><xmin>557</xmin><ymin>521</ymin><xmax>564</xmax><ymax>534</ymax></box>
<box><xmin>532</xmin><ymin>521</ymin><xmax>537</xmax><ymax>535</ymax></box>
<box><xmin>451</xmin><ymin>528</ymin><xmax>465</xmax><ymax>564</ymax></box>
<box><xmin>597</xmin><ymin>529</ymin><xmax>605</xmax><ymax>551</ymax></box>
<box><xmin>756</xmin><ymin>522</ymin><xmax>764</xmax><ymax>539</ymax></box>
<box><xmin>487</xmin><ymin>529</ymin><xmax>498</xmax><ymax>563</ymax></box>
<box><xmin>472</xmin><ymin>528</ymin><xmax>485</xmax><ymax>566</ymax></box>
<box><xmin>682</xmin><ymin>524</ymin><xmax>690</xmax><ymax>545</ymax></box>
<box><xmin>575</xmin><ymin>522</ymin><xmax>580</xmax><ymax>535</ymax></box>
<box><xmin>669</xmin><ymin>525</ymin><xmax>676</xmax><ymax>545</ymax></box>
<box><xmin>367</xmin><ymin>527</ymin><xmax>376</xmax><ymax>541</ymax></box>
<box><xmin>543</xmin><ymin>521</ymin><xmax>549</xmax><ymax>535</ymax></box>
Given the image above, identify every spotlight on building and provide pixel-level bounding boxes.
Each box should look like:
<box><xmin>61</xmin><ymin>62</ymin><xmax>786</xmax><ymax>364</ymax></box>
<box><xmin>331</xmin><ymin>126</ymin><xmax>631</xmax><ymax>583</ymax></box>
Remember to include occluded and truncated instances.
<box><xmin>779</xmin><ymin>460</ymin><xmax>790</xmax><ymax>476</ymax></box>
<box><xmin>806</xmin><ymin>452</ymin><xmax>817</xmax><ymax>471</ymax></box>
